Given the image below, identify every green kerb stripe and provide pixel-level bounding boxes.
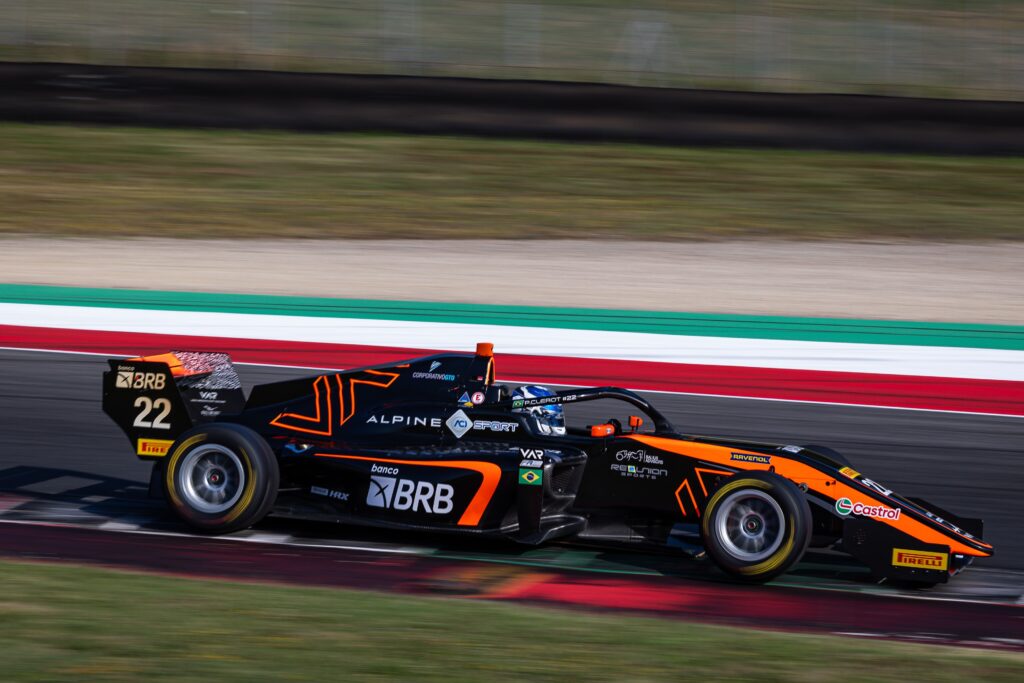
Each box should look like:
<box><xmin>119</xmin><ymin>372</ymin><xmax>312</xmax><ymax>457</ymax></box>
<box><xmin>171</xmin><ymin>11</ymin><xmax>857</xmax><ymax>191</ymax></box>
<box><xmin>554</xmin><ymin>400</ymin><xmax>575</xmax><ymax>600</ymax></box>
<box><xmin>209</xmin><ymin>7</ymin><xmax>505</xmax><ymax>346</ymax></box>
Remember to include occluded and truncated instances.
<box><xmin>2</xmin><ymin>283</ymin><xmax>1023</xmax><ymax>351</ymax></box>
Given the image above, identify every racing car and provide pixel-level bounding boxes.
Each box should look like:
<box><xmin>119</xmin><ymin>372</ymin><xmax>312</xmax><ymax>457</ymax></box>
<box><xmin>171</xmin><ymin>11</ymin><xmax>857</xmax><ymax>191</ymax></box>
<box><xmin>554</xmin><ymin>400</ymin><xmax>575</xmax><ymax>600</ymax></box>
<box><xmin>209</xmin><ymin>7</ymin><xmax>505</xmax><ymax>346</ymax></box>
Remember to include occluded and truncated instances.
<box><xmin>102</xmin><ymin>343</ymin><xmax>993</xmax><ymax>584</ymax></box>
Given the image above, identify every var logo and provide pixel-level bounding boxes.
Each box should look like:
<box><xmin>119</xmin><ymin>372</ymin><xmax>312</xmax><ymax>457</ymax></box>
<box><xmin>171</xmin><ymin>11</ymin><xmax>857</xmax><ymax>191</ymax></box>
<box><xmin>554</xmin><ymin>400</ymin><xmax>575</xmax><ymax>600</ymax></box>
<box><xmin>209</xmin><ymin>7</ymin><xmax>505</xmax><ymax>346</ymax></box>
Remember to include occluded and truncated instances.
<box><xmin>366</xmin><ymin>476</ymin><xmax>455</xmax><ymax>514</ymax></box>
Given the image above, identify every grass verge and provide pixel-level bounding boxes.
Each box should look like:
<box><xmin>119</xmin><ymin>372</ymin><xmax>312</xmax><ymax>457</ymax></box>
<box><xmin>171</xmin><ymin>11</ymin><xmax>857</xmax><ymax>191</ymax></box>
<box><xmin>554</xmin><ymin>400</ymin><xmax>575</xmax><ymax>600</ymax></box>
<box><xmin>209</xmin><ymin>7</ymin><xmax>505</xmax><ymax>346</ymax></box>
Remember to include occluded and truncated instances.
<box><xmin>1</xmin><ymin>560</ymin><xmax>1022</xmax><ymax>682</ymax></box>
<box><xmin>2</xmin><ymin>123</ymin><xmax>1023</xmax><ymax>240</ymax></box>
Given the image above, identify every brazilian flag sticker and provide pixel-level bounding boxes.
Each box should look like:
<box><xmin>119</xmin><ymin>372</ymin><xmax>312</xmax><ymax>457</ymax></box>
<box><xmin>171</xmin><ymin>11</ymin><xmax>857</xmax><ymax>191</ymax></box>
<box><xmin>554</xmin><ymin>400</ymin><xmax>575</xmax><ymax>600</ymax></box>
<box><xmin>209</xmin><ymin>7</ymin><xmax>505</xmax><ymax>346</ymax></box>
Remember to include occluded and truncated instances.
<box><xmin>518</xmin><ymin>468</ymin><xmax>543</xmax><ymax>486</ymax></box>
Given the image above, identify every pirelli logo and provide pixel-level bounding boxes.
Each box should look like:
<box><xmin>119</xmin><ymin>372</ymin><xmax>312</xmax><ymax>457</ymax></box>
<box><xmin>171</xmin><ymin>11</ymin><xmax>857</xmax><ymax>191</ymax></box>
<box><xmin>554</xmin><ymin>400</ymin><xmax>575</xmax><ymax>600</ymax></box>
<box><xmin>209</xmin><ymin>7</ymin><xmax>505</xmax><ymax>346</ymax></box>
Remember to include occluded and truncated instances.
<box><xmin>136</xmin><ymin>438</ymin><xmax>174</xmax><ymax>457</ymax></box>
<box><xmin>891</xmin><ymin>548</ymin><xmax>948</xmax><ymax>570</ymax></box>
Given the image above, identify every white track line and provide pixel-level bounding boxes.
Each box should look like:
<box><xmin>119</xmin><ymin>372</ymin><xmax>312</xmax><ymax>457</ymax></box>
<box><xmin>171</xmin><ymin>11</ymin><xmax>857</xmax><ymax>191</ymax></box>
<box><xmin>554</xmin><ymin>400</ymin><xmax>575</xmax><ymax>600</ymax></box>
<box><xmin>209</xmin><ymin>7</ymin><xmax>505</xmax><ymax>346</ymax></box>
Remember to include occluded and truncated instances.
<box><xmin>4</xmin><ymin>345</ymin><xmax>1023</xmax><ymax>419</ymax></box>
<box><xmin>4</xmin><ymin>302</ymin><xmax>1024</xmax><ymax>380</ymax></box>
<box><xmin>0</xmin><ymin>518</ymin><xmax>428</xmax><ymax>556</ymax></box>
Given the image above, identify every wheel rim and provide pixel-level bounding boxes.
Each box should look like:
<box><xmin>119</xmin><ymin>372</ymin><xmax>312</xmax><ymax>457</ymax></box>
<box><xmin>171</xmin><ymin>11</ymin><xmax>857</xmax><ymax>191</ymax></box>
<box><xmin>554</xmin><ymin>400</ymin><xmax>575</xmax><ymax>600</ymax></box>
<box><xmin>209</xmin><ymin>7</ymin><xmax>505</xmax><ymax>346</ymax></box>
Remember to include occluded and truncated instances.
<box><xmin>177</xmin><ymin>444</ymin><xmax>245</xmax><ymax>514</ymax></box>
<box><xmin>714</xmin><ymin>489</ymin><xmax>786</xmax><ymax>562</ymax></box>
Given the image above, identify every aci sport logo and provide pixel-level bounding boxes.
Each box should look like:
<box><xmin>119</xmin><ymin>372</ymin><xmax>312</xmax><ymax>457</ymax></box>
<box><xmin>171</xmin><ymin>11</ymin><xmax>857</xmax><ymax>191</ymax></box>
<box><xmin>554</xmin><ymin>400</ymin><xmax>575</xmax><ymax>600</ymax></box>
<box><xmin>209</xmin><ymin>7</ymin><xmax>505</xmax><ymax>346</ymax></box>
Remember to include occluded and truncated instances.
<box><xmin>446</xmin><ymin>410</ymin><xmax>472</xmax><ymax>439</ymax></box>
<box><xmin>835</xmin><ymin>497</ymin><xmax>901</xmax><ymax>520</ymax></box>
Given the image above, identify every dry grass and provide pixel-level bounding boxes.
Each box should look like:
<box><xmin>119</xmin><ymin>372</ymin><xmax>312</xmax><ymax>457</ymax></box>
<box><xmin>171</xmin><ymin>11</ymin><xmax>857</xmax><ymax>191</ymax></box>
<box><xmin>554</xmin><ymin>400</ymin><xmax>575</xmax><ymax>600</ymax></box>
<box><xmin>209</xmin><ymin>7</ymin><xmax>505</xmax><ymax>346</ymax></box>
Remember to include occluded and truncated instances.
<box><xmin>3</xmin><ymin>561</ymin><xmax>1023</xmax><ymax>682</ymax></box>
<box><xmin>2</xmin><ymin>123</ymin><xmax>1023</xmax><ymax>240</ymax></box>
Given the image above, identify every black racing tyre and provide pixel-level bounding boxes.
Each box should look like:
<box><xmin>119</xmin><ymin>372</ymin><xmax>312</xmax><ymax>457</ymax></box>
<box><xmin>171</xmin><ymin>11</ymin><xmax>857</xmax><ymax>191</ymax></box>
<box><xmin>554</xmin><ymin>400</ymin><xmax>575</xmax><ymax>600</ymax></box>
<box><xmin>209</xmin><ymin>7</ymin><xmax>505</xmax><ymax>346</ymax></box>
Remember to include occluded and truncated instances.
<box><xmin>801</xmin><ymin>444</ymin><xmax>851</xmax><ymax>468</ymax></box>
<box><xmin>163</xmin><ymin>423</ymin><xmax>279</xmax><ymax>534</ymax></box>
<box><xmin>701</xmin><ymin>471</ymin><xmax>812</xmax><ymax>583</ymax></box>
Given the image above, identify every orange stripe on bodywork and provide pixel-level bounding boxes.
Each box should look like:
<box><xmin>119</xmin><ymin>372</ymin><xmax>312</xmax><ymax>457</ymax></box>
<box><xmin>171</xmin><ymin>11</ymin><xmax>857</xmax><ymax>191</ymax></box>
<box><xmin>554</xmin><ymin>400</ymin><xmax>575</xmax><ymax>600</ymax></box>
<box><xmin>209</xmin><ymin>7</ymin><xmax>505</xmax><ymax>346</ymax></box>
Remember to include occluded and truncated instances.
<box><xmin>270</xmin><ymin>375</ymin><xmax>333</xmax><ymax>436</ymax></box>
<box><xmin>337</xmin><ymin>370</ymin><xmax>400</xmax><ymax>427</ymax></box>
<box><xmin>271</xmin><ymin>370</ymin><xmax>399</xmax><ymax>436</ymax></box>
<box><xmin>674</xmin><ymin>479</ymin><xmax>699</xmax><ymax>517</ymax></box>
<box><xmin>314</xmin><ymin>453</ymin><xmax>502</xmax><ymax>527</ymax></box>
<box><xmin>674</xmin><ymin>468</ymin><xmax>731</xmax><ymax>517</ymax></box>
<box><xmin>628</xmin><ymin>434</ymin><xmax>991</xmax><ymax>556</ymax></box>
<box><xmin>695</xmin><ymin>467</ymin><xmax>733</xmax><ymax>497</ymax></box>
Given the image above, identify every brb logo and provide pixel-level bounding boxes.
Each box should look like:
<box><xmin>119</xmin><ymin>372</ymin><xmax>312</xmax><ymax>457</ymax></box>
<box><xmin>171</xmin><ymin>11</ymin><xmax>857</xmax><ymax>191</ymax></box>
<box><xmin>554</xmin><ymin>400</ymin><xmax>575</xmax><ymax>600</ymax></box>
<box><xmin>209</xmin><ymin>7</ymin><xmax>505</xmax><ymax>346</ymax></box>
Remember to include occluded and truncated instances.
<box><xmin>366</xmin><ymin>469</ymin><xmax>455</xmax><ymax>515</ymax></box>
<box><xmin>116</xmin><ymin>367</ymin><xmax>165</xmax><ymax>391</ymax></box>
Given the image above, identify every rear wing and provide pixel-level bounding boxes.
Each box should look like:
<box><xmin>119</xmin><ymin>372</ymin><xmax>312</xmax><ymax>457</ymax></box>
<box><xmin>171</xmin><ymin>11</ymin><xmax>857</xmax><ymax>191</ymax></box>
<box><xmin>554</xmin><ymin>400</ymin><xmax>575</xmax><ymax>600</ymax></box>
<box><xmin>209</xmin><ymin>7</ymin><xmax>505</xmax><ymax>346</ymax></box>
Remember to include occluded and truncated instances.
<box><xmin>101</xmin><ymin>352</ymin><xmax>245</xmax><ymax>459</ymax></box>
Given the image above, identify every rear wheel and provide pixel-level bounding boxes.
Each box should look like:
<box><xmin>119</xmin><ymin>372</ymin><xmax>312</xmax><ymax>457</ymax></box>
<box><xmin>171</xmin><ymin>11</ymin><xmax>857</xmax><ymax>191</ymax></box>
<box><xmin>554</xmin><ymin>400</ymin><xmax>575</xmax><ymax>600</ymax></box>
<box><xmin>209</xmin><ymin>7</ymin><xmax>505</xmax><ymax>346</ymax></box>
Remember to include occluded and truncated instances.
<box><xmin>701</xmin><ymin>472</ymin><xmax>811</xmax><ymax>583</ymax></box>
<box><xmin>163</xmin><ymin>423</ymin><xmax>278</xmax><ymax>533</ymax></box>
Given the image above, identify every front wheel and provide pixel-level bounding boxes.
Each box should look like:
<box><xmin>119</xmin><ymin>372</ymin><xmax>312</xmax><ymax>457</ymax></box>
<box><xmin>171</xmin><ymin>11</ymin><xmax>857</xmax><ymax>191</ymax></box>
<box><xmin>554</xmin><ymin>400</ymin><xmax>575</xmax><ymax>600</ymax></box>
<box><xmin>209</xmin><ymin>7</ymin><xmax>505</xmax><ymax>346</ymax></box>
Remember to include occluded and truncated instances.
<box><xmin>701</xmin><ymin>472</ymin><xmax>811</xmax><ymax>583</ymax></box>
<box><xmin>163</xmin><ymin>423</ymin><xmax>279</xmax><ymax>534</ymax></box>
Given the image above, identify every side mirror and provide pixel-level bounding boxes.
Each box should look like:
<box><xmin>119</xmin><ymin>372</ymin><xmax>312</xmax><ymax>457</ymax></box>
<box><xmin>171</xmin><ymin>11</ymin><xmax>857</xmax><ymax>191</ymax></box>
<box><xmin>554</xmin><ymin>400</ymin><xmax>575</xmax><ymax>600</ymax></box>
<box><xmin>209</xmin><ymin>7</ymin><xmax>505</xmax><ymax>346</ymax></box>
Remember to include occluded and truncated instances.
<box><xmin>628</xmin><ymin>415</ymin><xmax>644</xmax><ymax>432</ymax></box>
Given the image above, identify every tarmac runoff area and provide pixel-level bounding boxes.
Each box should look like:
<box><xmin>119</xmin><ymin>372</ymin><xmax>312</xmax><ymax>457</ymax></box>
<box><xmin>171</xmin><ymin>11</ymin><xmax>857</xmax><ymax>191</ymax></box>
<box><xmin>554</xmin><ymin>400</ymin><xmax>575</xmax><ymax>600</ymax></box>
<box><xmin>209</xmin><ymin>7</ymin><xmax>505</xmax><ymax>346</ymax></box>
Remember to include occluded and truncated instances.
<box><xmin>2</xmin><ymin>237</ymin><xmax>1024</xmax><ymax>324</ymax></box>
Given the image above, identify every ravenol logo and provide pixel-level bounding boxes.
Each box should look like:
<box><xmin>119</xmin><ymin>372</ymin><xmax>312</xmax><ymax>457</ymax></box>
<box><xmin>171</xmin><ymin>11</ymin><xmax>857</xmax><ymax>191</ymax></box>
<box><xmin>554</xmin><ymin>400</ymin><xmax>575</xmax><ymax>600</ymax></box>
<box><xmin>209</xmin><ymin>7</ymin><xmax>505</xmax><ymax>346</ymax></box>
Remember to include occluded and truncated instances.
<box><xmin>730</xmin><ymin>452</ymin><xmax>771</xmax><ymax>465</ymax></box>
<box><xmin>519</xmin><ymin>468</ymin><xmax>543</xmax><ymax>486</ymax></box>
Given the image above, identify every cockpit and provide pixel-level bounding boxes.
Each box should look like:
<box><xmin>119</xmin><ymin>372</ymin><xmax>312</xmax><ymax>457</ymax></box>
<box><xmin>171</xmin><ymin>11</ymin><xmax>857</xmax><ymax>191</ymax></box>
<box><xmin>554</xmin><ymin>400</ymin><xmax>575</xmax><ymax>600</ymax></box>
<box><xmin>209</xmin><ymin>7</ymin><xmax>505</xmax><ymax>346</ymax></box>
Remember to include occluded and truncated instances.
<box><xmin>485</xmin><ymin>385</ymin><xmax>674</xmax><ymax>438</ymax></box>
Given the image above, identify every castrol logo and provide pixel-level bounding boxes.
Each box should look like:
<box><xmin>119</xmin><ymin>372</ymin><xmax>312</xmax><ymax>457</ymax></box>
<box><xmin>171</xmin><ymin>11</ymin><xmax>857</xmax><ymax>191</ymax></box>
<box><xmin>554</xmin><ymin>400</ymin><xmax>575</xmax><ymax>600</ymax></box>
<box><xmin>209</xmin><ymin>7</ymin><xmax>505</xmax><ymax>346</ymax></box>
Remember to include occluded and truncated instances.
<box><xmin>835</xmin><ymin>497</ymin><xmax>901</xmax><ymax>520</ymax></box>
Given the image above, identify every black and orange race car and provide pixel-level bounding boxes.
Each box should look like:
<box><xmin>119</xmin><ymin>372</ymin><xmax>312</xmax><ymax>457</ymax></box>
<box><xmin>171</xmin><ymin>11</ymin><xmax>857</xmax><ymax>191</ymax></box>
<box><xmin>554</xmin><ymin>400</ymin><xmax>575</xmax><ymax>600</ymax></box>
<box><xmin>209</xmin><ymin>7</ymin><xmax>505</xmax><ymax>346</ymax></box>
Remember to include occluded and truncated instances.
<box><xmin>102</xmin><ymin>343</ymin><xmax>993</xmax><ymax>584</ymax></box>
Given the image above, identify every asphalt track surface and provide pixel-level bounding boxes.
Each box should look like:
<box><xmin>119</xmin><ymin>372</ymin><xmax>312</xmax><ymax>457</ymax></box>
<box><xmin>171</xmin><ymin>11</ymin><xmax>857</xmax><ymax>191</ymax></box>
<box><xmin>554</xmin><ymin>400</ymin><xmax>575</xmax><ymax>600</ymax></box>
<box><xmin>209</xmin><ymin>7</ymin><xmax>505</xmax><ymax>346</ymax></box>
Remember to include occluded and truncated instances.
<box><xmin>2</xmin><ymin>350</ymin><xmax>1024</xmax><ymax>651</ymax></box>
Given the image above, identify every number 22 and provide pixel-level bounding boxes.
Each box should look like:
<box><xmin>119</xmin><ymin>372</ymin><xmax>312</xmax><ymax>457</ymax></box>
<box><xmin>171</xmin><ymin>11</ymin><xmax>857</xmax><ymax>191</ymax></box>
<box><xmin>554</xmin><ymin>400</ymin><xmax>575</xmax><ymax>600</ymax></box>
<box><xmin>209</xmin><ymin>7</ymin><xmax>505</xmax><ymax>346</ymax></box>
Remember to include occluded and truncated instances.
<box><xmin>133</xmin><ymin>396</ymin><xmax>172</xmax><ymax>430</ymax></box>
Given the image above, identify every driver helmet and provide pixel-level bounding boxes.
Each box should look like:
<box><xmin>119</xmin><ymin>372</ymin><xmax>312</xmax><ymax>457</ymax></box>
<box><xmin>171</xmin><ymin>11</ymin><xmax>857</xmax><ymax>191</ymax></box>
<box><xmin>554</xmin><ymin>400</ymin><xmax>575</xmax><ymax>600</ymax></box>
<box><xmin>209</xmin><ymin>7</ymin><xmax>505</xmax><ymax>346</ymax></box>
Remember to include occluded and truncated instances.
<box><xmin>511</xmin><ymin>385</ymin><xmax>565</xmax><ymax>436</ymax></box>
